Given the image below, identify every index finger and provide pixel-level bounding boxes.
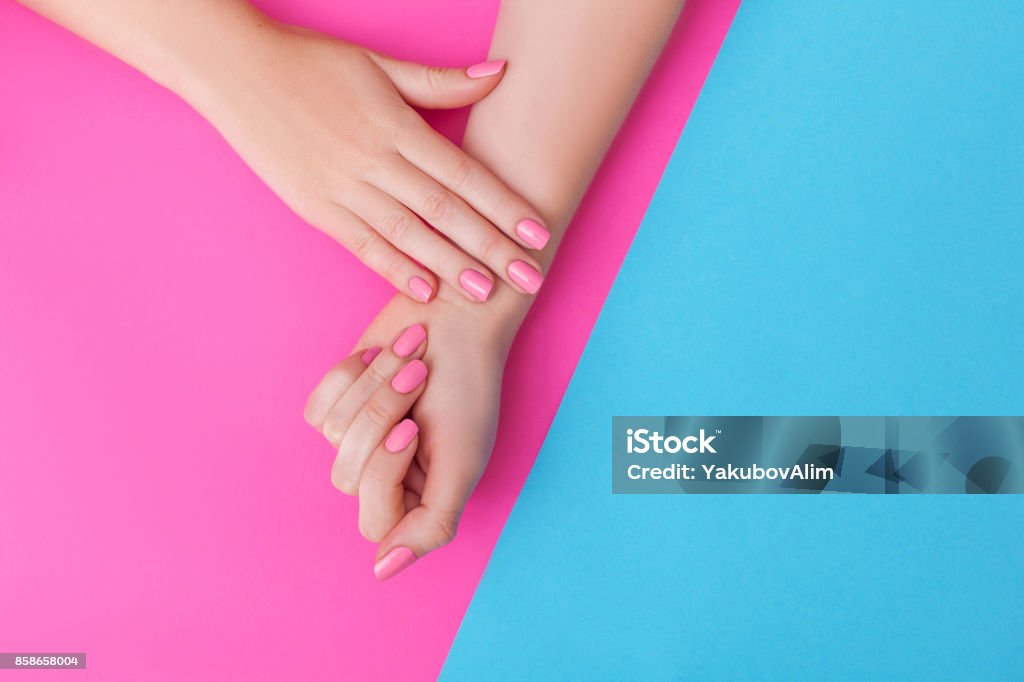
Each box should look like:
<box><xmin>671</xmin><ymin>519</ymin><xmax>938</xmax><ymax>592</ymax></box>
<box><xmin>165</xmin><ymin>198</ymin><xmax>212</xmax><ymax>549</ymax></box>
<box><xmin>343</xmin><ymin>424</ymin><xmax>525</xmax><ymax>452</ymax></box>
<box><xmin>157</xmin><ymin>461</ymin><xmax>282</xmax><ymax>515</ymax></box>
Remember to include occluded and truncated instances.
<box><xmin>396</xmin><ymin>125</ymin><xmax>552</xmax><ymax>252</ymax></box>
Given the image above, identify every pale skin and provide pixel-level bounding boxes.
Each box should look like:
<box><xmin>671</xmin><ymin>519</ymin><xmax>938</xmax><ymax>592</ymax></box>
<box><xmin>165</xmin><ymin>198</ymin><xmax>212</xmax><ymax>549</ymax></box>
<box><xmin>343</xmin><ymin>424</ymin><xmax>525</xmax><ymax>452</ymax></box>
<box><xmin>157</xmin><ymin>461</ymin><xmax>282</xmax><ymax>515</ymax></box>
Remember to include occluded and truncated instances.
<box><xmin>16</xmin><ymin>0</ymin><xmax>549</xmax><ymax>304</ymax></box>
<box><xmin>305</xmin><ymin>0</ymin><xmax>684</xmax><ymax>578</ymax></box>
<box><xmin>15</xmin><ymin>0</ymin><xmax>683</xmax><ymax>578</ymax></box>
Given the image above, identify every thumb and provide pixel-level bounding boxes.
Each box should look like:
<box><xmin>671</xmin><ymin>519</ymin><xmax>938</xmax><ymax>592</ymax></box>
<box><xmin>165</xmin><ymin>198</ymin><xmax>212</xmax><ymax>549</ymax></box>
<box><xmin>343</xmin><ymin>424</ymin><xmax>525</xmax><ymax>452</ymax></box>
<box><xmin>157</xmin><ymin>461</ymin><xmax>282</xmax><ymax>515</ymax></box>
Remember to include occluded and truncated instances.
<box><xmin>371</xmin><ymin>451</ymin><xmax>481</xmax><ymax>580</ymax></box>
<box><xmin>370</xmin><ymin>54</ymin><xmax>507</xmax><ymax>109</ymax></box>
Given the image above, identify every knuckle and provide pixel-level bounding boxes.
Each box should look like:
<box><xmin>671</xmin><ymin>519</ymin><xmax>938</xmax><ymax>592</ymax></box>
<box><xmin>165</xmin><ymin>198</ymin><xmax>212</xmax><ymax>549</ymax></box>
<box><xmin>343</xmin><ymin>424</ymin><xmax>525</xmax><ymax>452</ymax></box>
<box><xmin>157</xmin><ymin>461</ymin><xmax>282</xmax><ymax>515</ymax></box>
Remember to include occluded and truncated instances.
<box><xmin>422</xmin><ymin>189</ymin><xmax>454</xmax><ymax>222</ymax></box>
<box><xmin>389</xmin><ymin>111</ymin><xmax>425</xmax><ymax>146</ymax></box>
<box><xmin>359</xmin><ymin>520</ymin><xmax>384</xmax><ymax>543</ymax></box>
<box><xmin>360</xmin><ymin>152</ymin><xmax>398</xmax><ymax>183</ymax></box>
<box><xmin>377</xmin><ymin>254</ymin><xmax>403</xmax><ymax>283</ymax></box>
<box><xmin>302</xmin><ymin>401</ymin><xmax>319</xmax><ymax>428</ymax></box>
<box><xmin>360</xmin><ymin>463</ymin><xmax>390</xmax><ymax>488</ymax></box>
<box><xmin>430</xmin><ymin>510</ymin><xmax>460</xmax><ymax>548</ymax></box>
<box><xmin>477</xmin><ymin>232</ymin><xmax>504</xmax><ymax>264</ymax></box>
<box><xmin>323</xmin><ymin>429</ymin><xmax>343</xmax><ymax>449</ymax></box>
<box><xmin>348</xmin><ymin>228</ymin><xmax>378</xmax><ymax>259</ymax></box>
<box><xmin>488</xmin><ymin>194</ymin><xmax>514</xmax><ymax>226</ymax></box>
<box><xmin>364</xmin><ymin>361</ymin><xmax>390</xmax><ymax>387</ymax></box>
<box><xmin>447</xmin><ymin>156</ymin><xmax>474</xmax><ymax>190</ymax></box>
<box><xmin>362</xmin><ymin>398</ymin><xmax>393</xmax><ymax>429</ymax></box>
<box><xmin>330</xmin><ymin>468</ymin><xmax>358</xmax><ymax>496</ymax></box>
<box><xmin>322</xmin><ymin>414</ymin><xmax>348</xmax><ymax>447</ymax></box>
<box><xmin>379</xmin><ymin>211</ymin><xmax>413</xmax><ymax>243</ymax></box>
<box><xmin>291</xmin><ymin>192</ymin><xmax>324</xmax><ymax>224</ymax></box>
<box><xmin>425</xmin><ymin>65</ymin><xmax>449</xmax><ymax>92</ymax></box>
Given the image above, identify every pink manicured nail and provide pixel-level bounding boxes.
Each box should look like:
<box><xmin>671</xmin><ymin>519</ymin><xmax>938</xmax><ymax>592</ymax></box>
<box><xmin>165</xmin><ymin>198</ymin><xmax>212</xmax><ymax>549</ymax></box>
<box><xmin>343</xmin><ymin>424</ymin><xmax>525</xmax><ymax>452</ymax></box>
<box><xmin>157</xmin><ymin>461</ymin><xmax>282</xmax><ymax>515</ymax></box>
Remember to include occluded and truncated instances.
<box><xmin>374</xmin><ymin>546</ymin><xmax>417</xmax><ymax>581</ymax></box>
<box><xmin>459</xmin><ymin>270</ymin><xmax>493</xmax><ymax>301</ymax></box>
<box><xmin>392</xmin><ymin>359</ymin><xmax>428</xmax><ymax>394</ymax></box>
<box><xmin>466</xmin><ymin>59</ymin><xmax>506</xmax><ymax>79</ymax></box>
<box><xmin>408</xmin><ymin>276</ymin><xmax>433</xmax><ymax>302</ymax></box>
<box><xmin>515</xmin><ymin>219</ymin><xmax>550</xmax><ymax>250</ymax></box>
<box><xmin>392</xmin><ymin>324</ymin><xmax>426</xmax><ymax>358</ymax></box>
<box><xmin>360</xmin><ymin>347</ymin><xmax>382</xmax><ymax>365</ymax></box>
<box><xmin>507</xmin><ymin>260</ymin><xmax>544</xmax><ymax>294</ymax></box>
<box><xmin>385</xmin><ymin>419</ymin><xmax>419</xmax><ymax>453</ymax></box>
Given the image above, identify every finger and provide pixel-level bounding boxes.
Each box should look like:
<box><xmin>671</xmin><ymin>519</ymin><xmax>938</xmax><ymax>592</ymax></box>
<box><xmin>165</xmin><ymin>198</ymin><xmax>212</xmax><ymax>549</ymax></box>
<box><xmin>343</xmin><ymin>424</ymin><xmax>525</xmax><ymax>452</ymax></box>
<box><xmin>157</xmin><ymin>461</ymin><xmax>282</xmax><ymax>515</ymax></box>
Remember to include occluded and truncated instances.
<box><xmin>376</xmin><ymin>160</ymin><xmax>544</xmax><ymax>297</ymax></box>
<box><xmin>369</xmin><ymin>53</ymin><xmax>507</xmax><ymax>109</ymax></box>
<box><xmin>372</xmin><ymin>444</ymin><xmax>482</xmax><ymax>581</ymax></box>
<box><xmin>347</xmin><ymin>183</ymin><xmax>496</xmax><ymax>304</ymax></box>
<box><xmin>321</xmin><ymin>203</ymin><xmax>437</xmax><ymax>303</ymax></box>
<box><xmin>303</xmin><ymin>348</ymin><xmax>380</xmax><ymax>430</ymax></box>
<box><xmin>357</xmin><ymin>419</ymin><xmax>419</xmax><ymax>542</ymax></box>
<box><xmin>321</xmin><ymin>323</ymin><xmax>426</xmax><ymax>450</ymax></box>
<box><xmin>403</xmin><ymin>458</ymin><xmax>427</xmax><ymax>500</ymax></box>
<box><xmin>397</xmin><ymin>126</ymin><xmax>551</xmax><ymax>254</ymax></box>
<box><xmin>331</xmin><ymin>359</ymin><xmax>427</xmax><ymax>496</ymax></box>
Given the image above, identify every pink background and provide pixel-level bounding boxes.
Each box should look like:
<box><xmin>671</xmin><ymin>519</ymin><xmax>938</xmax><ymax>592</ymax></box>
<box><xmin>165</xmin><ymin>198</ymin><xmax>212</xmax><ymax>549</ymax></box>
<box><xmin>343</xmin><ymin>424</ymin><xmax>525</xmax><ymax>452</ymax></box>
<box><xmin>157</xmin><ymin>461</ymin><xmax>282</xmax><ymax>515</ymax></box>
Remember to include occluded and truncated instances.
<box><xmin>0</xmin><ymin>1</ymin><xmax>738</xmax><ymax>679</ymax></box>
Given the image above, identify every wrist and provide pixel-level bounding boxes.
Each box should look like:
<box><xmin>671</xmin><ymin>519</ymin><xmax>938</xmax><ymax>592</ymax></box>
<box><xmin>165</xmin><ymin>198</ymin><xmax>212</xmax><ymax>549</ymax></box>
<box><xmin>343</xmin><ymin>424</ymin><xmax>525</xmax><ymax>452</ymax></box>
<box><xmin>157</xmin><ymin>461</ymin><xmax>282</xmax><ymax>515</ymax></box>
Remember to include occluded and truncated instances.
<box><xmin>155</xmin><ymin>4</ymin><xmax>284</xmax><ymax>121</ymax></box>
<box><xmin>428</xmin><ymin>281</ymin><xmax>532</xmax><ymax>351</ymax></box>
<box><xmin>483</xmin><ymin>285</ymin><xmax>534</xmax><ymax>349</ymax></box>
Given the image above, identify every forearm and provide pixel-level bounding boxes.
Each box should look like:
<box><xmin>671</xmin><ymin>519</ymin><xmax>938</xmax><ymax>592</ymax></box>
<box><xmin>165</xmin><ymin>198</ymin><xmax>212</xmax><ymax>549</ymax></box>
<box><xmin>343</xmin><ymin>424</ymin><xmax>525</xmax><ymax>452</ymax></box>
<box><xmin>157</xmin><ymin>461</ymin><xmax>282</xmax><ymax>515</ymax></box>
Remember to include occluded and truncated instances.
<box><xmin>14</xmin><ymin>0</ymin><xmax>272</xmax><ymax>114</ymax></box>
<box><xmin>463</xmin><ymin>0</ymin><xmax>683</xmax><ymax>326</ymax></box>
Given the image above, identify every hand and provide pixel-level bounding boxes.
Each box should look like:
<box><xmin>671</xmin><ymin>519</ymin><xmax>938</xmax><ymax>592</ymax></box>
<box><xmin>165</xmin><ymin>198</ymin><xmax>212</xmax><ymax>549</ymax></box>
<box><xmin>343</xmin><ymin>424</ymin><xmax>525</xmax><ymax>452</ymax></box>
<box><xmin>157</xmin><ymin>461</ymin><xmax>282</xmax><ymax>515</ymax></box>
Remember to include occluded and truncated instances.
<box><xmin>304</xmin><ymin>291</ymin><xmax>520</xmax><ymax>579</ymax></box>
<box><xmin>192</xmin><ymin>19</ymin><xmax>550</xmax><ymax>303</ymax></box>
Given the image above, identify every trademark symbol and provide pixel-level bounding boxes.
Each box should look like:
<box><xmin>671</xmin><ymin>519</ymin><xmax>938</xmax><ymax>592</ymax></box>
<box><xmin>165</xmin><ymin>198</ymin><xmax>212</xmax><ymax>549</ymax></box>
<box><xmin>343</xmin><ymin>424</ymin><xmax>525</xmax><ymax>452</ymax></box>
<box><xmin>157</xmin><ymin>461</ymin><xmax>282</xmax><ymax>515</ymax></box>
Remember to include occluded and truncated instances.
<box><xmin>716</xmin><ymin>430</ymin><xmax>722</xmax><ymax>434</ymax></box>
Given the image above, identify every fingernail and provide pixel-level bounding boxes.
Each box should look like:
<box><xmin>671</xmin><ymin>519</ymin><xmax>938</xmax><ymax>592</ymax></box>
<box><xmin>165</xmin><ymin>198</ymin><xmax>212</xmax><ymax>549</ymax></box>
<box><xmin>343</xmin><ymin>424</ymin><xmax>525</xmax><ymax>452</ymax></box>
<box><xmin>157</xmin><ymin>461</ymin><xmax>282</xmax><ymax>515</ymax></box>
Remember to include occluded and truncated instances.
<box><xmin>361</xmin><ymin>347</ymin><xmax>382</xmax><ymax>365</ymax></box>
<box><xmin>385</xmin><ymin>419</ymin><xmax>419</xmax><ymax>453</ymax></box>
<box><xmin>408</xmin><ymin>276</ymin><xmax>433</xmax><ymax>302</ymax></box>
<box><xmin>374</xmin><ymin>546</ymin><xmax>417</xmax><ymax>581</ymax></box>
<box><xmin>459</xmin><ymin>270</ymin><xmax>493</xmax><ymax>301</ymax></box>
<box><xmin>466</xmin><ymin>59</ymin><xmax>506</xmax><ymax>79</ymax></box>
<box><xmin>515</xmin><ymin>219</ymin><xmax>550</xmax><ymax>250</ymax></box>
<box><xmin>392</xmin><ymin>359</ymin><xmax>428</xmax><ymax>394</ymax></box>
<box><xmin>507</xmin><ymin>260</ymin><xmax>544</xmax><ymax>294</ymax></box>
<box><xmin>392</xmin><ymin>324</ymin><xmax>426</xmax><ymax>358</ymax></box>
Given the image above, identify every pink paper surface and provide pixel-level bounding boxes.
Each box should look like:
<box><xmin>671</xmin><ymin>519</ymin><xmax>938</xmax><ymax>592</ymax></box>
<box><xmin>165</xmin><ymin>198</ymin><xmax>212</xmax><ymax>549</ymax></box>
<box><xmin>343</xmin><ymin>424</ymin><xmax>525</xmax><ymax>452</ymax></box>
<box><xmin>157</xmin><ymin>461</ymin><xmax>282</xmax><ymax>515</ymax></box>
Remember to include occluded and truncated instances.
<box><xmin>0</xmin><ymin>1</ymin><xmax>739</xmax><ymax>679</ymax></box>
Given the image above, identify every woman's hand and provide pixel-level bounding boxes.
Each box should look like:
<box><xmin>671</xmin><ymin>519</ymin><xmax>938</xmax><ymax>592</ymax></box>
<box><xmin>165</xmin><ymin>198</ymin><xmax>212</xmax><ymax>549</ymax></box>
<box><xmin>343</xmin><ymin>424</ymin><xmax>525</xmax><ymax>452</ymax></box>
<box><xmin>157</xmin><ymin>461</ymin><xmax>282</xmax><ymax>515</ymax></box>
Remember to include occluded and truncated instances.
<box><xmin>15</xmin><ymin>0</ymin><xmax>549</xmax><ymax>303</ymax></box>
<box><xmin>304</xmin><ymin>291</ymin><xmax>519</xmax><ymax>579</ymax></box>
<box><xmin>193</xmin><ymin>20</ymin><xmax>549</xmax><ymax>303</ymax></box>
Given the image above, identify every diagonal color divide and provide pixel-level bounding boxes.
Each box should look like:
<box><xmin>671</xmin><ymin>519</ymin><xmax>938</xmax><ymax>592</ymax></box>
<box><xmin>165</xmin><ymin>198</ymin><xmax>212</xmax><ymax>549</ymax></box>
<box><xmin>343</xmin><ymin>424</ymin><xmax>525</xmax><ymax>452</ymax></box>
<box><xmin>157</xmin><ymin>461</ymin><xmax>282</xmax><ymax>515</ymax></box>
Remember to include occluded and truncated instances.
<box><xmin>0</xmin><ymin>0</ymin><xmax>741</xmax><ymax>679</ymax></box>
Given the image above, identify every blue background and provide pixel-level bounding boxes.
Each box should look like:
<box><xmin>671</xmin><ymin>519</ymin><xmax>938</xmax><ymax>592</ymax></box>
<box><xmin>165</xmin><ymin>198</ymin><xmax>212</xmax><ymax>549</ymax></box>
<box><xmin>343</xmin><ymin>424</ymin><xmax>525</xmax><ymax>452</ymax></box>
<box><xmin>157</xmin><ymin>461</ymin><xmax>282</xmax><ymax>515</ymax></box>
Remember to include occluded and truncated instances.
<box><xmin>444</xmin><ymin>1</ymin><xmax>1023</xmax><ymax>679</ymax></box>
